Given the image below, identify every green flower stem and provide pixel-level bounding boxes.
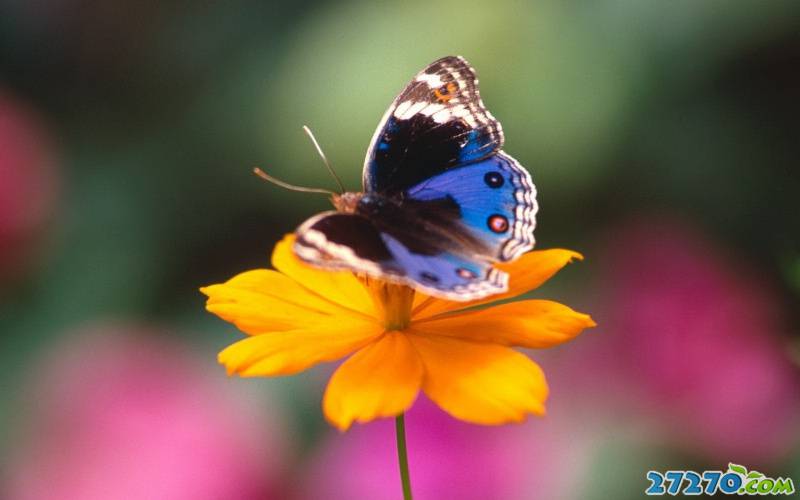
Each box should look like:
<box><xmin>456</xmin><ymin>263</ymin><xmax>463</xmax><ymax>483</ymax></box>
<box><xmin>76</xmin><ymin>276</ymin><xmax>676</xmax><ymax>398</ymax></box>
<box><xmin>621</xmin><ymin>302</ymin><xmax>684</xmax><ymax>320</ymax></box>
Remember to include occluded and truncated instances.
<box><xmin>395</xmin><ymin>414</ymin><xmax>413</xmax><ymax>500</ymax></box>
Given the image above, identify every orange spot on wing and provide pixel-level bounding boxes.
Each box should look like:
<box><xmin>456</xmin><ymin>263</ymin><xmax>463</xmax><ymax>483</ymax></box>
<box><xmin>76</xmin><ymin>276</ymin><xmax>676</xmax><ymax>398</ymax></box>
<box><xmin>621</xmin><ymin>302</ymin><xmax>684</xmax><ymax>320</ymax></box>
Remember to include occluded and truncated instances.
<box><xmin>433</xmin><ymin>82</ymin><xmax>459</xmax><ymax>103</ymax></box>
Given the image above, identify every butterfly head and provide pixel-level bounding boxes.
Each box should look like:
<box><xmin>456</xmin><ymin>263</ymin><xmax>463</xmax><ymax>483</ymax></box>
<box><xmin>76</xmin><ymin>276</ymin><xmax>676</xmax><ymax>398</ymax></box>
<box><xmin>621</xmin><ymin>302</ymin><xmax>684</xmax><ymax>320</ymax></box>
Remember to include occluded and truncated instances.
<box><xmin>331</xmin><ymin>192</ymin><xmax>363</xmax><ymax>214</ymax></box>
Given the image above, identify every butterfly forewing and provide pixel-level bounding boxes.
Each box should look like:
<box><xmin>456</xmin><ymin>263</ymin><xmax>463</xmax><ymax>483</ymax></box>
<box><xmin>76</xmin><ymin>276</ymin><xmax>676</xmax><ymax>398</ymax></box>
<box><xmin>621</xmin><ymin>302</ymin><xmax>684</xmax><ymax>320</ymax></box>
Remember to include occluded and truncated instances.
<box><xmin>362</xmin><ymin>56</ymin><xmax>504</xmax><ymax>194</ymax></box>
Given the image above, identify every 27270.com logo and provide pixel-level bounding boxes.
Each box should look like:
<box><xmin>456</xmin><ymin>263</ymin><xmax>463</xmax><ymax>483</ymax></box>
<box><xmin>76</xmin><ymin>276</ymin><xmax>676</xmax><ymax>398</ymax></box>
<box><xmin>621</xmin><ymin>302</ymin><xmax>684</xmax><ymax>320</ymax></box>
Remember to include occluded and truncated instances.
<box><xmin>646</xmin><ymin>463</ymin><xmax>795</xmax><ymax>496</ymax></box>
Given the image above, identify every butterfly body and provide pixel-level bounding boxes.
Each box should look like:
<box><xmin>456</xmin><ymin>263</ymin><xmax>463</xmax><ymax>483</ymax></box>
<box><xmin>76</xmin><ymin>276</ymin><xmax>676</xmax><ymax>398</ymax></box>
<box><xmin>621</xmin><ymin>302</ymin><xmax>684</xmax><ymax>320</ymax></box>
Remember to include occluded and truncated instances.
<box><xmin>294</xmin><ymin>56</ymin><xmax>538</xmax><ymax>301</ymax></box>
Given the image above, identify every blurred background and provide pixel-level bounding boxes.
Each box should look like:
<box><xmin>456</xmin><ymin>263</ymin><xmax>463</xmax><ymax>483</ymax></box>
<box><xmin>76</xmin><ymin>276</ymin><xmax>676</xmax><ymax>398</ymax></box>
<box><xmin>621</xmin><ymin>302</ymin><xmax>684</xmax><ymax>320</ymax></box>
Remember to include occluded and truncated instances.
<box><xmin>1</xmin><ymin>1</ymin><xmax>799</xmax><ymax>498</ymax></box>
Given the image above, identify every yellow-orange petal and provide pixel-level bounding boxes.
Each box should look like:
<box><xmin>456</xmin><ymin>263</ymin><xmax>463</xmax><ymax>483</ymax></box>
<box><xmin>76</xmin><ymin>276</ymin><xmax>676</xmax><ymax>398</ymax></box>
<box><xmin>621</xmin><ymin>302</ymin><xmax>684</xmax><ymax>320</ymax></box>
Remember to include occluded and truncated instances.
<box><xmin>218</xmin><ymin>319</ymin><xmax>383</xmax><ymax>377</ymax></box>
<box><xmin>414</xmin><ymin>300</ymin><xmax>596</xmax><ymax>348</ymax></box>
<box><xmin>271</xmin><ymin>235</ymin><xmax>376</xmax><ymax>317</ymax></box>
<box><xmin>323</xmin><ymin>331</ymin><xmax>423</xmax><ymax>431</ymax></box>
<box><xmin>408</xmin><ymin>332</ymin><xmax>548</xmax><ymax>425</ymax></box>
<box><xmin>412</xmin><ymin>248</ymin><xmax>584</xmax><ymax>319</ymax></box>
<box><xmin>201</xmin><ymin>269</ymin><xmax>366</xmax><ymax>334</ymax></box>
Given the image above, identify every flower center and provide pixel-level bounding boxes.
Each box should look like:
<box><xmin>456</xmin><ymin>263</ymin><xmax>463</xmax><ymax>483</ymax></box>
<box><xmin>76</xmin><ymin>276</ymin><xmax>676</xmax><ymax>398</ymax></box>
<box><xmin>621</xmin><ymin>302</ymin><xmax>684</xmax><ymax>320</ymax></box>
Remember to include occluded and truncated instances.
<box><xmin>362</xmin><ymin>277</ymin><xmax>415</xmax><ymax>330</ymax></box>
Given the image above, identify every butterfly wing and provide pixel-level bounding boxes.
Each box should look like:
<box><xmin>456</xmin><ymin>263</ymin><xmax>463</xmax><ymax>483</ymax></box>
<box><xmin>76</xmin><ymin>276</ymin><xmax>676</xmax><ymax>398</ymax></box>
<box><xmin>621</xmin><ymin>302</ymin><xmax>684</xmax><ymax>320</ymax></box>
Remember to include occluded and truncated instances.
<box><xmin>294</xmin><ymin>211</ymin><xmax>508</xmax><ymax>301</ymax></box>
<box><xmin>406</xmin><ymin>151</ymin><xmax>538</xmax><ymax>262</ymax></box>
<box><xmin>362</xmin><ymin>55</ymin><xmax>504</xmax><ymax>194</ymax></box>
<box><xmin>293</xmin><ymin>211</ymin><xmax>392</xmax><ymax>276</ymax></box>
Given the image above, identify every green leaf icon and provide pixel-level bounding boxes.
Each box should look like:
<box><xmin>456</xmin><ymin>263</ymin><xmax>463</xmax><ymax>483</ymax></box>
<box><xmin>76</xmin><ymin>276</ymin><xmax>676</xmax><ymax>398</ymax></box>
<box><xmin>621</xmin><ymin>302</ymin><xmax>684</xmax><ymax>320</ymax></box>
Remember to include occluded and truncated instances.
<box><xmin>746</xmin><ymin>471</ymin><xmax>764</xmax><ymax>479</ymax></box>
<box><xmin>728</xmin><ymin>463</ymin><xmax>748</xmax><ymax>475</ymax></box>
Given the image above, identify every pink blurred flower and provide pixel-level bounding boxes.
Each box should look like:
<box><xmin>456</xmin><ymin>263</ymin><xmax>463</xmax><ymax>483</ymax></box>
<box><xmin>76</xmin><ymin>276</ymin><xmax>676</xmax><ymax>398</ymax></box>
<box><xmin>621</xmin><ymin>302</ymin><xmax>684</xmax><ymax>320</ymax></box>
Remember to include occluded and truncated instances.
<box><xmin>0</xmin><ymin>89</ymin><xmax>59</xmax><ymax>285</ymax></box>
<box><xmin>592</xmin><ymin>216</ymin><xmax>799</xmax><ymax>462</ymax></box>
<box><xmin>301</xmin><ymin>396</ymin><xmax>590</xmax><ymax>500</ymax></box>
<box><xmin>6</xmin><ymin>325</ymin><xmax>291</xmax><ymax>500</ymax></box>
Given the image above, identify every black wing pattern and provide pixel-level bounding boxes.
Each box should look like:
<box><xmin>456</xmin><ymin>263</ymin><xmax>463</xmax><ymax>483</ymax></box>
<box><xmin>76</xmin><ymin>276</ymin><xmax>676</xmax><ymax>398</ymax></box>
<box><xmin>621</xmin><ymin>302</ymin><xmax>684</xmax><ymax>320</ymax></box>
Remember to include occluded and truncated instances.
<box><xmin>362</xmin><ymin>56</ymin><xmax>504</xmax><ymax>194</ymax></box>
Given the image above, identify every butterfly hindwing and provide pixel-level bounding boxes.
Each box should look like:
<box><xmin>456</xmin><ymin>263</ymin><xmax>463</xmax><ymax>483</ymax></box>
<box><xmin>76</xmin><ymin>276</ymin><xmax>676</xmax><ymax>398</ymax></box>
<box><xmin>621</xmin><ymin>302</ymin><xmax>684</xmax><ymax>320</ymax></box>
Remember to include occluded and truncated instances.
<box><xmin>406</xmin><ymin>151</ymin><xmax>538</xmax><ymax>262</ymax></box>
<box><xmin>294</xmin><ymin>211</ymin><xmax>508</xmax><ymax>301</ymax></box>
<box><xmin>378</xmin><ymin>233</ymin><xmax>507</xmax><ymax>300</ymax></box>
<box><xmin>363</xmin><ymin>56</ymin><xmax>504</xmax><ymax>194</ymax></box>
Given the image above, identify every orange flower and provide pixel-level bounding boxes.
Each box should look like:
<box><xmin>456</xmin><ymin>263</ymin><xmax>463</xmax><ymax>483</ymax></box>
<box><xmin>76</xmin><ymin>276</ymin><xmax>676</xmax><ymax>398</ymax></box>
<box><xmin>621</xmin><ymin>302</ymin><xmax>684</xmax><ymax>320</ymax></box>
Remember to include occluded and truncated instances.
<box><xmin>201</xmin><ymin>235</ymin><xmax>595</xmax><ymax>431</ymax></box>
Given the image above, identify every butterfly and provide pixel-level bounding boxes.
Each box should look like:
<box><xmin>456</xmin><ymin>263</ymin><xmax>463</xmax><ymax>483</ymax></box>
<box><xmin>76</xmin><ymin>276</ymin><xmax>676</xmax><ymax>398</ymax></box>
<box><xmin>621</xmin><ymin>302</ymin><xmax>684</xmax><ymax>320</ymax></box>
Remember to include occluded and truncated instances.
<box><xmin>293</xmin><ymin>56</ymin><xmax>538</xmax><ymax>301</ymax></box>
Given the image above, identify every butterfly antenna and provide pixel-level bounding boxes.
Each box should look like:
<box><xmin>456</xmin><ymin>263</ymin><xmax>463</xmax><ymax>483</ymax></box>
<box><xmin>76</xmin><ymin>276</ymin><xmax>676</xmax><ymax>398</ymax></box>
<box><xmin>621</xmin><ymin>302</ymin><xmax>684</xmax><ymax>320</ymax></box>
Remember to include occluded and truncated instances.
<box><xmin>252</xmin><ymin>167</ymin><xmax>336</xmax><ymax>195</ymax></box>
<box><xmin>302</xmin><ymin>125</ymin><xmax>346</xmax><ymax>193</ymax></box>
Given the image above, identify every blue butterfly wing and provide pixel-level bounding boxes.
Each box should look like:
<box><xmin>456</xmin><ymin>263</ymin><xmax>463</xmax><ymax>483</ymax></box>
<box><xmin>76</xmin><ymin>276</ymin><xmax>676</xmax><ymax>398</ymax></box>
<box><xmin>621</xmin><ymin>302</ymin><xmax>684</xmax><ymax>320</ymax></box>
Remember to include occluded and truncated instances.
<box><xmin>362</xmin><ymin>56</ymin><xmax>503</xmax><ymax>194</ymax></box>
<box><xmin>406</xmin><ymin>151</ymin><xmax>538</xmax><ymax>262</ymax></box>
<box><xmin>294</xmin><ymin>211</ymin><xmax>508</xmax><ymax>301</ymax></box>
<box><xmin>379</xmin><ymin>233</ymin><xmax>507</xmax><ymax>299</ymax></box>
